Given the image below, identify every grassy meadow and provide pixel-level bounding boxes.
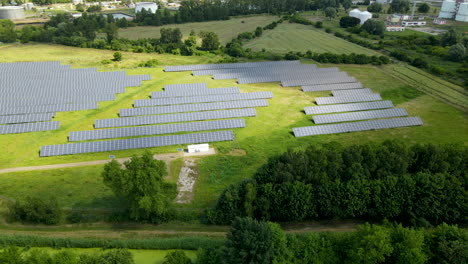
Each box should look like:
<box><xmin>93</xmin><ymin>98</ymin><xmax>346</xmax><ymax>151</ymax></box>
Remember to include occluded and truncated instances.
<box><xmin>0</xmin><ymin>43</ymin><xmax>466</xmax><ymax>213</ymax></box>
<box><xmin>118</xmin><ymin>15</ymin><xmax>279</xmax><ymax>44</ymax></box>
<box><xmin>244</xmin><ymin>22</ymin><xmax>380</xmax><ymax>55</ymax></box>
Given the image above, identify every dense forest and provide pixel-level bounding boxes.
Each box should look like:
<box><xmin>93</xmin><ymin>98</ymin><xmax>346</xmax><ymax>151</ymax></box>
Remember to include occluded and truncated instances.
<box><xmin>204</xmin><ymin>141</ymin><xmax>467</xmax><ymax>226</ymax></box>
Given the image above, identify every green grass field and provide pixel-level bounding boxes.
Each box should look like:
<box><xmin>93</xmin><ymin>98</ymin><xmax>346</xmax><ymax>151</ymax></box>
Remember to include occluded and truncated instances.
<box><xmin>0</xmin><ymin>44</ymin><xmax>466</xmax><ymax>213</ymax></box>
<box><xmin>243</xmin><ymin>22</ymin><xmax>380</xmax><ymax>55</ymax></box>
<box><xmin>118</xmin><ymin>15</ymin><xmax>279</xmax><ymax>44</ymax></box>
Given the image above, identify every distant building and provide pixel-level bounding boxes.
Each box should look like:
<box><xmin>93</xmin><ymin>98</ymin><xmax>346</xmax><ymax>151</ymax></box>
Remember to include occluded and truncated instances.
<box><xmin>386</xmin><ymin>25</ymin><xmax>406</xmax><ymax>31</ymax></box>
<box><xmin>439</xmin><ymin>0</ymin><xmax>468</xmax><ymax>22</ymax></box>
<box><xmin>433</xmin><ymin>18</ymin><xmax>447</xmax><ymax>24</ymax></box>
<box><xmin>135</xmin><ymin>2</ymin><xmax>158</xmax><ymax>14</ymax></box>
<box><xmin>402</xmin><ymin>21</ymin><xmax>427</xmax><ymax>26</ymax></box>
<box><xmin>349</xmin><ymin>9</ymin><xmax>372</xmax><ymax>24</ymax></box>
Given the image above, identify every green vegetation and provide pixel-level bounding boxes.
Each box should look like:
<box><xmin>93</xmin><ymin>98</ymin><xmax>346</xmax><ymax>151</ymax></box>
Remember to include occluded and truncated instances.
<box><xmin>244</xmin><ymin>23</ymin><xmax>380</xmax><ymax>55</ymax></box>
<box><xmin>119</xmin><ymin>16</ymin><xmax>279</xmax><ymax>44</ymax></box>
<box><xmin>9</xmin><ymin>196</ymin><xmax>62</xmax><ymax>225</ymax></box>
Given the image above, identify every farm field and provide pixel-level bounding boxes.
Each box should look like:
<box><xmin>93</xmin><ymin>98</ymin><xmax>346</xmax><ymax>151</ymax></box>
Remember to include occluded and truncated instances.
<box><xmin>118</xmin><ymin>15</ymin><xmax>279</xmax><ymax>44</ymax></box>
<box><xmin>0</xmin><ymin>44</ymin><xmax>466</xmax><ymax>213</ymax></box>
<box><xmin>244</xmin><ymin>23</ymin><xmax>381</xmax><ymax>55</ymax></box>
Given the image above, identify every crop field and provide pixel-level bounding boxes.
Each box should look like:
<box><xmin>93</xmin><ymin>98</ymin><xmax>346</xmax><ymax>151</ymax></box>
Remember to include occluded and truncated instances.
<box><xmin>118</xmin><ymin>15</ymin><xmax>279</xmax><ymax>44</ymax></box>
<box><xmin>244</xmin><ymin>23</ymin><xmax>381</xmax><ymax>55</ymax></box>
<box><xmin>0</xmin><ymin>44</ymin><xmax>466</xmax><ymax>213</ymax></box>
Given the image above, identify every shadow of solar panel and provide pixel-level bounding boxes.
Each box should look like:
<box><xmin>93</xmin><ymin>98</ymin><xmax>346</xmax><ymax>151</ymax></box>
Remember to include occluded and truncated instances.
<box><xmin>121</xmin><ymin>100</ymin><xmax>268</xmax><ymax>117</ymax></box>
<box><xmin>305</xmin><ymin>101</ymin><xmax>394</xmax><ymax>115</ymax></box>
<box><xmin>70</xmin><ymin>119</ymin><xmax>246</xmax><ymax>141</ymax></box>
<box><xmin>0</xmin><ymin>121</ymin><xmax>60</xmax><ymax>134</ymax></box>
<box><xmin>0</xmin><ymin>113</ymin><xmax>55</xmax><ymax>124</ymax></box>
<box><xmin>313</xmin><ymin>108</ymin><xmax>409</xmax><ymax>124</ymax></box>
<box><xmin>164</xmin><ymin>61</ymin><xmax>301</xmax><ymax>72</ymax></box>
<box><xmin>332</xmin><ymin>88</ymin><xmax>373</xmax><ymax>97</ymax></box>
<box><xmin>41</xmin><ymin>130</ymin><xmax>235</xmax><ymax>156</ymax></box>
<box><xmin>293</xmin><ymin>117</ymin><xmax>423</xmax><ymax>137</ymax></box>
<box><xmin>302</xmin><ymin>82</ymin><xmax>363</xmax><ymax>92</ymax></box>
<box><xmin>164</xmin><ymin>83</ymin><xmax>208</xmax><ymax>92</ymax></box>
<box><xmin>315</xmin><ymin>94</ymin><xmax>382</xmax><ymax>105</ymax></box>
<box><xmin>282</xmin><ymin>77</ymin><xmax>357</xmax><ymax>87</ymax></box>
<box><xmin>0</xmin><ymin>102</ymin><xmax>98</xmax><ymax>116</ymax></box>
<box><xmin>151</xmin><ymin>87</ymin><xmax>240</xmax><ymax>98</ymax></box>
<box><xmin>95</xmin><ymin>108</ymin><xmax>257</xmax><ymax>128</ymax></box>
<box><xmin>135</xmin><ymin>92</ymin><xmax>273</xmax><ymax>107</ymax></box>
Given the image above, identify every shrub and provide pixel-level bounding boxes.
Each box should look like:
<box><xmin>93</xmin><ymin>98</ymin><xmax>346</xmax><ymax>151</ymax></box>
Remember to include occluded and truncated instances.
<box><xmin>112</xmin><ymin>51</ymin><xmax>122</xmax><ymax>61</ymax></box>
<box><xmin>162</xmin><ymin>250</ymin><xmax>192</xmax><ymax>264</ymax></box>
<box><xmin>9</xmin><ymin>196</ymin><xmax>62</xmax><ymax>225</ymax></box>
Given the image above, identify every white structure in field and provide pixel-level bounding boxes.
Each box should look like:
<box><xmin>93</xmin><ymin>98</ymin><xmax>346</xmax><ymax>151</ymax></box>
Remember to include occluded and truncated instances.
<box><xmin>188</xmin><ymin>144</ymin><xmax>210</xmax><ymax>153</ymax></box>
<box><xmin>349</xmin><ymin>9</ymin><xmax>372</xmax><ymax>24</ymax></box>
<box><xmin>439</xmin><ymin>0</ymin><xmax>468</xmax><ymax>22</ymax></box>
<box><xmin>135</xmin><ymin>2</ymin><xmax>158</xmax><ymax>14</ymax></box>
<box><xmin>0</xmin><ymin>6</ymin><xmax>25</xmax><ymax>20</ymax></box>
<box><xmin>402</xmin><ymin>20</ymin><xmax>427</xmax><ymax>26</ymax></box>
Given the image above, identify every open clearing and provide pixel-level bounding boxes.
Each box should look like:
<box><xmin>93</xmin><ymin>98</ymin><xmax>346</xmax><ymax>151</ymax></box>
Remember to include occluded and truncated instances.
<box><xmin>0</xmin><ymin>43</ymin><xmax>466</xmax><ymax>213</ymax></box>
<box><xmin>118</xmin><ymin>15</ymin><xmax>279</xmax><ymax>44</ymax></box>
<box><xmin>244</xmin><ymin>22</ymin><xmax>380</xmax><ymax>55</ymax></box>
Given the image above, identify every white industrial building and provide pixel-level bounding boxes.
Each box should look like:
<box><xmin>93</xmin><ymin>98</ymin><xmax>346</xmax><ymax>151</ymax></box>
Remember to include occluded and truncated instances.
<box><xmin>0</xmin><ymin>6</ymin><xmax>25</xmax><ymax>20</ymax></box>
<box><xmin>135</xmin><ymin>2</ymin><xmax>158</xmax><ymax>14</ymax></box>
<box><xmin>439</xmin><ymin>0</ymin><xmax>468</xmax><ymax>22</ymax></box>
<box><xmin>349</xmin><ymin>9</ymin><xmax>373</xmax><ymax>24</ymax></box>
<box><xmin>402</xmin><ymin>20</ymin><xmax>427</xmax><ymax>26</ymax></box>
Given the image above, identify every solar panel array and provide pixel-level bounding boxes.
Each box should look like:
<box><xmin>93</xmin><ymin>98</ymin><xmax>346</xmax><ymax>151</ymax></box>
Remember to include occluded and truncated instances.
<box><xmin>0</xmin><ymin>113</ymin><xmax>55</xmax><ymax>124</ymax></box>
<box><xmin>95</xmin><ymin>108</ymin><xmax>257</xmax><ymax>128</ymax></box>
<box><xmin>315</xmin><ymin>94</ymin><xmax>382</xmax><ymax>105</ymax></box>
<box><xmin>0</xmin><ymin>121</ymin><xmax>60</xmax><ymax>134</ymax></box>
<box><xmin>120</xmin><ymin>100</ymin><xmax>268</xmax><ymax>117</ymax></box>
<box><xmin>313</xmin><ymin>108</ymin><xmax>409</xmax><ymax>124</ymax></box>
<box><xmin>293</xmin><ymin>117</ymin><xmax>423</xmax><ymax>137</ymax></box>
<box><xmin>282</xmin><ymin>76</ymin><xmax>357</xmax><ymax>87</ymax></box>
<box><xmin>41</xmin><ymin>131</ymin><xmax>235</xmax><ymax>156</ymax></box>
<box><xmin>69</xmin><ymin>119</ymin><xmax>246</xmax><ymax>141</ymax></box>
<box><xmin>0</xmin><ymin>61</ymin><xmax>150</xmax><ymax>134</ymax></box>
<box><xmin>135</xmin><ymin>92</ymin><xmax>273</xmax><ymax>107</ymax></box>
<box><xmin>152</xmin><ymin>87</ymin><xmax>240</xmax><ymax>98</ymax></box>
<box><xmin>164</xmin><ymin>61</ymin><xmax>301</xmax><ymax>72</ymax></box>
<box><xmin>305</xmin><ymin>101</ymin><xmax>395</xmax><ymax>115</ymax></box>
<box><xmin>302</xmin><ymin>82</ymin><xmax>364</xmax><ymax>92</ymax></box>
<box><xmin>332</xmin><ymin>88</ymin><xmax>373</xmax><ymax>97</ymax></box>
<box><xmin>164</xmin><ymin>83</ymin><xmax>208</xmax><ymax>91</ymax></box>
<box><xmin>192</xmin><ymin>64</ymin><xmax>318</xmax><ymax>76</ymax></box>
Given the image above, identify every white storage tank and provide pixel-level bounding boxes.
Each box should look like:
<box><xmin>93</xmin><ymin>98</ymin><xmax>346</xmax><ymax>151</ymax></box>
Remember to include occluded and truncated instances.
<box><xmin>0</xmin><ymin>6</ymin><xmax>25</xmax><ymax>20</ymax></box>
<box><xmin>135</xmin><ymin>2</ymin><xmax>158</xmax><ymax>14</ymax></box>
<box><xmin>358</xmin><ymin>11</ymin><xmax>373</xmax><ymax>24</ymax></box>
<box><xmin>455</xmin><ymin>3</ymin><xmax>468</xmax><ymax>22</ymax></box>
<box><xmin>349</xmin><ymin>8</ymin><xmax>361</xmax><ymax>19</ymax></box>
<box><xmin>23</xmin><ymin>3</ymin><xmax>34</xmax><ymax>11</ymax></box>
<box><xmin>439</xmin><ymin>0</ymin><xmax>456</xmax><ymax>19</ymax></box>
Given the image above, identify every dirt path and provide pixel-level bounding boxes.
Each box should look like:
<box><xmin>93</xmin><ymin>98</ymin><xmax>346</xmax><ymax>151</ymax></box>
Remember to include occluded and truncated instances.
<box><xmin>0</xmin><ymin>149</ymin><xmax>216</xmax><ymax>174</ymax></box>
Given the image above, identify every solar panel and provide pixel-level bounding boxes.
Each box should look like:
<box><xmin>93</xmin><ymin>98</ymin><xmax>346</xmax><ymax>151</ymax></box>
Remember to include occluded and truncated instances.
<box><xmin>305</xmin><ymin>101</ymin><xmax>394</xmax><ymax>115</ymax></box>
<box><xmin>236</xmin><ymin>71</ymin><xmax>346</xmax><ymax>84</ymax></box>
<box><xmin>282</xmin><ymin>77</ymin><xmax>357</xmax><ymax>87</ymax></box>
<box><xmin>135</xmin><ymin>92</ymin><xmax>273</xmax><ymax>107</ymax></box>
<box><xmin>0</xmin><ymin>121</ymin><xmax>60</xmax><ymax>134</ymax></box>
<box><xmin>164</xmin><ymin>83</ymin><xmax>208</xmax><ymax>92</ymax></box>
<box><xmin>293</xmin><ymin>117</ymin><xmax>423</xmax><ymax>137</ymax></box>
<box><xmin>332</xmin><ymin>88</ymin><xmax>373</xmax><ymax>97</ymax></box>
<box><xmin>192</xmin><ymin>64</ymin><xmax>317</xmax><ymax>76</ymax></box>
<box><xmin>0</xmin><ymin>102</ymin><xmax>98</xmax><ymax>115</ymax></box>
<box><xmin>212</xmin><ymin>65</ymin><xmax>329</xmax><ymax>80</ymax></box>
<box><xmin>120</xmin><ymin>99</ymin><xmax>268</xmax><ymax>117</ymax></box>
<box><xmin>164</xmin><ymin>61</ymin><xmax>301</xmax><ymax>72</ymax></box>
<box><xmin>95</xmin><ymin>108</ymin><xmax>257</xmax><ymax>128</ymax></box>
<box><xmin>302</xmin><ymin>82</ymin><xmax>364</xmax><ymax>92</ymax></box>
<box><xmin>40</xmin><ymin>130</ymin><xmax>235</xmax><ymax>156</ymax></box>
<box><xmin>315</xmin><ymin>94</ymin><xmax>382</xmax><ymax>105</ymax></box>
<box><xmin>0</xmin><ymin>113</ymin><xmax>55</xmax><ymax>124</ymax></box>
<box><xmin>151</xmin><ymin>87</ymin><xmax>240</xmax><ymax>98</ymax></box>
<box><xmin>69</xmin><ymin>119</ymin><xmax>246</xmax><ymax>141</ymax></box>
<box><xmin>0</xmin><ymin>94</ymin><xmax>116</xmax><ymax>107</ymax></box>
<box><xmin>313</xmin><ymin>108</ymin><xmax>409</xmax><ymax>124</ymax></box>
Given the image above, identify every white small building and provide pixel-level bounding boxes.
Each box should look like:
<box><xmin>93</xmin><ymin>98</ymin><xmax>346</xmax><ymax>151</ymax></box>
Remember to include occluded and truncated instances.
<box><xmin>433</xmin><ymin>18</ymin><xmax>447</xmax><ymax>25</ymax></box>
<box><xmin>349</xmin><ymin>9</ymin><xmax>372</xmax><ymax>24</ymax></box>
<box><xmin>187</xmin><ymin>144</ymin><xmax>210</xmax><ymax>153</ymax></box>
<box><xmin>402</xmin><ymin>21</ymin><xmax>427</xmax><ymax>26</ymax></box>
<box><xmin>386</xmin><ymin>25</ymin><xmax>406</xmax><ymax>31</ymax></box>
<box><xmin>135</xmin><ymin>2</ymin><xmax>158</xmax><ymax>14</ymax></box>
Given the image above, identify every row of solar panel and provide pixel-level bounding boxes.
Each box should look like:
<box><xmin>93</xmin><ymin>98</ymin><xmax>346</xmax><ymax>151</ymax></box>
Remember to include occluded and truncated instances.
<box><xmin>313</xmin><ymin>108</ymin><xmax>408</xmax><ymax>124</ymax></box>
<box><xmin>0</xmin><ymin>94</ymin><xmax>116</xmax><ymax>107</ymax></box>
<box><xmin>40</xmin><ymin>130</ymin><xmax>235</xmax><ymax>156</ymax></box>
<box><xmin>0</xmin><ymin>61</ymin><xmax>68</xmax><ymax>73</ymax></box>
<box><xmin>0</xmin><ymin>121</ymin><xmax>60</xmax><ymax>134</ymax></box>
<box><xmin>293</xmin><ymin>117</ymin><xmax>423</xmax><ymax>137</ymax></box>
<box><xmin>121</xmin><ymin>99</ymin><xmax>268</xmax><ymax>117</ymax></box>
<box><xmin>282</xmin><ymin>76</ymin><xmax>357</xmax><ymax>87</ymax></box>
<box><xmin>164</xmin><ymin>61</ymin><xmax>301</xmax><ymax>72</ymax></box>
<box><xmin>70</xmin><ymin>119</ymin><xmax>246</xmax><ymax>141</ymax></box>
<box><xmin>315</xmin><ymin>93</ymin><xmax>382</xmax><ymax>105</ymax></box>
<box><xmin>302</xmin><ymin>82</ymin><xmax>363</xmax><ymax>92</ymax></box>
<box><xmin>191</xmin><ymin>64</ymin><xmax>318</xmax><ymax>76</ymax></box>
<box><xmin>2</xmin><ymin>68</ymin><xmax>98</xmax><ymax>79</ymax></box>
<box><xmin>152</xmin><ymin>87</ymin><xmax>240</xmax><ymax>98</ymax></box>
<box><xmin>305</xmin><ymin>101</ymin><xmax>394</xmax><ymax>115</ymax></box>
<box><xmin>0</xmin><ymin>113</ymin><xmax>55</xmax><ymax>124</ymax></box>
<box><xmin>164</xmin><ymin>83</ymin><xmax>207</xmax><ymax>92</ymax></box>
<box><xmin>0</xmin><ymin>102</ymin><xmax>98</xmax><ymax>116</ymax></box>
<box><xmin>237</xmin><ymin>71</ymin><xmax>346</xmax><ymax>84</ymax></box>
<box><xmin>95</xmin><ymin>108</ymin><xmax>257</xmax><ymax>128</ymax></box>
<box><xmin>211</xmin><ymin>65</ymin><xmax>332</xmax><ymax>80</ymax></box>
<box><xmin>135</xmin><ymin>91</ymin><xmax>273</xmax><ymax>107</ymax></box>
<box><xmin>332</xmin><ymin>88</ymin><xmax>373</xmax><ymax>97</ymax></box>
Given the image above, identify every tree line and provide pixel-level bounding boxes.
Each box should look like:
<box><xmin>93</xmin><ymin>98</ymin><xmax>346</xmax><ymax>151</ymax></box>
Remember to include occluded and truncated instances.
<box><xmin>204</xmin><ymin>141</ymin><xmax>467</xmax><ymax>226</ymax></box>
